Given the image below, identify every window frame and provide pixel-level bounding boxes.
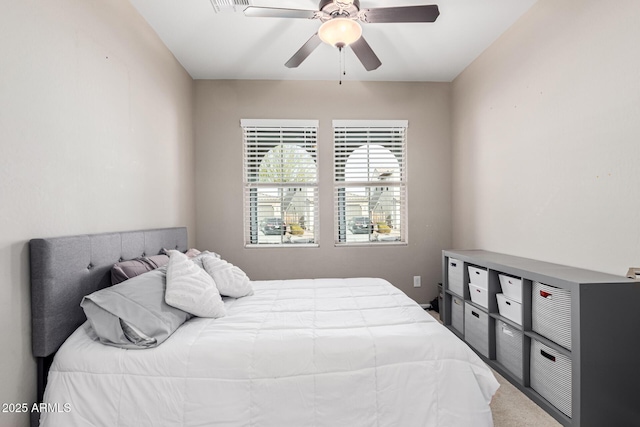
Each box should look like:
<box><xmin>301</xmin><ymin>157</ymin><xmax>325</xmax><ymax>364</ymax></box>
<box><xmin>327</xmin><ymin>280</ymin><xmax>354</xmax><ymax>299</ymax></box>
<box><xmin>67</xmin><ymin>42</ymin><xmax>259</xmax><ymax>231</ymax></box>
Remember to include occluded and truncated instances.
<box><xmin>241</xmin><ymin>119</ymin><xmax>319</xmax><ymax>248</ymax></box>
<box><xmin>332</xmin><ymin>120</ymin><xmax>408</xmax><ymax>246</ymax></box>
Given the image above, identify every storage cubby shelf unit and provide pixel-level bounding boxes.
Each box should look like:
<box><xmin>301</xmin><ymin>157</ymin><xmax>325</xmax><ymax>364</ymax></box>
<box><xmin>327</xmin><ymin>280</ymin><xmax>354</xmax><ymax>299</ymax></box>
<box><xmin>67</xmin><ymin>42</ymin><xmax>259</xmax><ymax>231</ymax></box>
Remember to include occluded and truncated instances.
<box><xmin>441</xmin><ymin>250</ymin><xmax>639</xmax><ymax>427</ymax></box>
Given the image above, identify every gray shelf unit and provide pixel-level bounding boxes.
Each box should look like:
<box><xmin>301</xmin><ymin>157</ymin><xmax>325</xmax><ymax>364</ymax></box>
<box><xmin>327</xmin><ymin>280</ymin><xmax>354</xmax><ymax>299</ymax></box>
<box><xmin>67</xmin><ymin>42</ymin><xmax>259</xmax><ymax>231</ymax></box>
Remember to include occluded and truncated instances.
<box><xmin>441</xmin><ymin>250</ymin><xmax>640</xmax><ymax>427</ymax></box>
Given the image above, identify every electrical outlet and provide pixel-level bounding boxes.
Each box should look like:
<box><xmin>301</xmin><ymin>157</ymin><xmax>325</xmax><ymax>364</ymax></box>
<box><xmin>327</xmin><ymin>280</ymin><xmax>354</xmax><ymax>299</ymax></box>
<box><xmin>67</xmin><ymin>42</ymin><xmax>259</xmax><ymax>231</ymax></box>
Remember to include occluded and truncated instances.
<box><xmin>413</xmin><ymin>276</ymin><xmax>421</xmax><ymax>287</ymax></box>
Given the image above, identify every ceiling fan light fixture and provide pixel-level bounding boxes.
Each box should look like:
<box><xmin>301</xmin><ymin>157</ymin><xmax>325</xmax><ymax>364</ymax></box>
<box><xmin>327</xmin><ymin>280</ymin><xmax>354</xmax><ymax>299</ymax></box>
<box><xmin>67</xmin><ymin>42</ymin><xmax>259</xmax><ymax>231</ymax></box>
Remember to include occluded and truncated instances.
<box><xmin>318</xmin><ymin>18</ymin><xmax>362</xmax><ymax>48</ymax></box>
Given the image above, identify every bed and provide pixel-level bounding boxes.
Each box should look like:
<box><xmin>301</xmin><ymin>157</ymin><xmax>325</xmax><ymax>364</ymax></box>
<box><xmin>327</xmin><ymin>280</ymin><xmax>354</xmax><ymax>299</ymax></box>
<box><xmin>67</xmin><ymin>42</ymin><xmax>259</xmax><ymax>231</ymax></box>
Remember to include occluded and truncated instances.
<box><xmin>30</xmin><ymin>227</ymin><xmax>499</xmax><ymax>427</ymax></box>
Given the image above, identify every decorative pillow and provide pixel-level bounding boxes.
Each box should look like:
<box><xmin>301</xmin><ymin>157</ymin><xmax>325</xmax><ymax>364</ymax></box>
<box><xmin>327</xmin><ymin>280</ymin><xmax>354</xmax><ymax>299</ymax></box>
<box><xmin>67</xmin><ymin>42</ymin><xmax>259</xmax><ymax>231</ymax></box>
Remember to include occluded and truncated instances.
<box><xmin>184</xmin><ymin>248</ymin><xmax>201</xmax><ymax>258</ymax></box>
<box><xmin>111</xmin><ymin>255</ymin><xmax>169</xmax><ymax>285</ymax></box>
<box><xmin>165</xmin><ymin>251</ymin><xmax>226</xmax><ymax>318</ymax></box>
<box><xmin>81</xmin><ymin>268</ymin><xmax>191</xmax><ymax>349</ymax></box>
<box><xmin>201</xmin><ymin>255</ymin><xmax>253</xmax><ymax>298</ymax></box>
<box><xmin>160</xmin><ymin>248</ymin><xmax>221</xmax><ymax>269</ymax></box>
<box><xmin>190</xmin><ymin>250</ymin><xmax>221</xmax><ymax>269</ymax></box>
<box><xmin>162</xmin><ymin>247</ymin><xmax>202</xmax><ymax>258</ymax></box>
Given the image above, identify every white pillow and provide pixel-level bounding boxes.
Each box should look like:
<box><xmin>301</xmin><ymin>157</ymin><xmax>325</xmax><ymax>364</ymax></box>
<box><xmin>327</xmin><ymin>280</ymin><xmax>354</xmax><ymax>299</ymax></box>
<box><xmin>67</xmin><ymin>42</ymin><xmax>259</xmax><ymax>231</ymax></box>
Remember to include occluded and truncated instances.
<box><xmin>165</xmin><ymin>251</ymin><xmax>226</xmax><ymax>318</ymax></box>
<box><xmin>201</xmin><ymin>255</ymin><xmax>253</xmax><ymax>298</ymax></box>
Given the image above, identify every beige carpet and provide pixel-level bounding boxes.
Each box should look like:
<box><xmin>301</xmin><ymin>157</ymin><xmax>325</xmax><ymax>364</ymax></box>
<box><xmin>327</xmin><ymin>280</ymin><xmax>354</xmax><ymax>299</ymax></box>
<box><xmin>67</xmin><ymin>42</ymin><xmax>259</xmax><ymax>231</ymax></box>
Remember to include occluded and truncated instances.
<box><xmin>426</xmin><ymin>310</ymin><xmax>561</xmax><ymax>427</ymax></box>
<box><xmin>490</xmin><ymin>368</ymin><xmax>560</xmax><ymax>427</ymax></box>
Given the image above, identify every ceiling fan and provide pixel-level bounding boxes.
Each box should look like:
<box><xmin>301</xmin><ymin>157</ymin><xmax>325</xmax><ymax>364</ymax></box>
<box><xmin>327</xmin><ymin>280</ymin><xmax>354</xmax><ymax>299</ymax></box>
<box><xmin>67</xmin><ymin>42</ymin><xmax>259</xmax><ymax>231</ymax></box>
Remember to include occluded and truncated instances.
<box><xmin>244</xmin><ymin>0</ymin><xmax>440</xmax><ymax>71</ymax></box>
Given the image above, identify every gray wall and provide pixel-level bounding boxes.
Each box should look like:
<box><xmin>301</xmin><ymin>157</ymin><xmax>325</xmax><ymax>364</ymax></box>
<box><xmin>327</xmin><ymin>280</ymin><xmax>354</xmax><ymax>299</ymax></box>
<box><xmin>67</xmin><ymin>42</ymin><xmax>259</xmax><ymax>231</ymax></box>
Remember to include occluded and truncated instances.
<box><xmin>0</xmin><ymin>1</ymin><xmax>195</xmax><ymax>425</ymax></box>
<box><xmin>451</xmin><ymin>0</ymin><xmax>640</xmax><ymax>275</ymax></box>
<box><xmin>195</xmin><ymin>80</ymin><xmax>452</xmax><ymax>303</ymax></box>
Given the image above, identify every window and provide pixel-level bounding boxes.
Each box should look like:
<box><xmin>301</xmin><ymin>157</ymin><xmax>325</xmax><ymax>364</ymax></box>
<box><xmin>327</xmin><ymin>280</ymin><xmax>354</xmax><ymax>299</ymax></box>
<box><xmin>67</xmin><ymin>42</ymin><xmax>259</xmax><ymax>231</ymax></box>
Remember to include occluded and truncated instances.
<box><xmin>241</xmin><ymin>119</ymin><xmax>319</xmax><ymax>247</ymax></box>
<box><xmin>333</xmin><ymin>120</ymin><xmax>408</xmax><ymax>245</ymax></box>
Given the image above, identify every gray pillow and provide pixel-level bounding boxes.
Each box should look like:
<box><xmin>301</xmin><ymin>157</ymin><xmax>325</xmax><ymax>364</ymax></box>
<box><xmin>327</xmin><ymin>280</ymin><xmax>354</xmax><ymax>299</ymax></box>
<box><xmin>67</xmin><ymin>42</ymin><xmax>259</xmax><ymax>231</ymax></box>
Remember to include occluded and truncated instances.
<box><xmin>81</xmin><ymin>267</ymin><xmax>191</xmax><ymax>349</ymax></box>
<box><xmin>111</xmin><ymin>255</ymin><xmax>170</xmax><ymax>285</ymax></box>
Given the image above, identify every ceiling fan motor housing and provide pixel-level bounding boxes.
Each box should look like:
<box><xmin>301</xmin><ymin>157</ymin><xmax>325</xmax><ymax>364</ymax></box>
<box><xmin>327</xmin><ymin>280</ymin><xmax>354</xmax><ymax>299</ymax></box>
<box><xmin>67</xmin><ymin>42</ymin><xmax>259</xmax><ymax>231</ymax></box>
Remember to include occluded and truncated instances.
<box><xmin>319</xmin><ymin>0</ymin><xmax>360</xmax><ymax>21</ymax></box>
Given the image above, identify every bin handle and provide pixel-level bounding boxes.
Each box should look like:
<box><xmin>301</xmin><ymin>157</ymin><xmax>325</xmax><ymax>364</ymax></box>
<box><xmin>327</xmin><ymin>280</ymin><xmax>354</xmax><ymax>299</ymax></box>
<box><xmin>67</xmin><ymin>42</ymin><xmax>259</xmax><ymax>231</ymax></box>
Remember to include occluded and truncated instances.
<box><xmin>540</xmin><ymin>290</ymin><xmax>553</xmax><ymax>299</ymax></box>
<box><xmin>541</xmin><ymin>349</ymin><xmax>556</xmax><ymax>362</ymax></box>
<box><xmin>450</xmin><ymin>262</ymin><xmax>457</xmax><ymax>267</ymax></box>
<box><xmin>472</xmin><ymin>311</ymin><xmax>480</xmax><ymax>318</ymax></box>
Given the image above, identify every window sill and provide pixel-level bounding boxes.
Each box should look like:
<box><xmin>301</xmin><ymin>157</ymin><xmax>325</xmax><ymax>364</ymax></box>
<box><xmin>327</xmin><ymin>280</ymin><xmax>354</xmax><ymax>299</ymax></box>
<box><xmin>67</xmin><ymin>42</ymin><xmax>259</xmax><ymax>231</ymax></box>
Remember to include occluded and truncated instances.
<box><xmin>334</xmin><ymin>241</ymin><xmax>408</xmax><ymax>248</ymax></box>
<box><xmin>245</xmin><ymin>243</ymin><xmax>319</xmax><ymax>249</ymax></box>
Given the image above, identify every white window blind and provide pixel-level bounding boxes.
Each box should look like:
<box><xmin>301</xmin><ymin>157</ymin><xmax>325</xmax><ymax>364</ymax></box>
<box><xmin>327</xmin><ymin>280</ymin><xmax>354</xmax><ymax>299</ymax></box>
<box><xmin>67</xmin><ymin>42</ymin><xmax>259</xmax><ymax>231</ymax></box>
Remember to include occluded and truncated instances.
<box><xmin>333</xmin><ymin>120</ymin><xmax>408</xmax><ymax>245</ymax></box>
<box><xmin>241</xmin><ymin>119</ymin><xmax>319</xmax><ymax>247</ymax></box>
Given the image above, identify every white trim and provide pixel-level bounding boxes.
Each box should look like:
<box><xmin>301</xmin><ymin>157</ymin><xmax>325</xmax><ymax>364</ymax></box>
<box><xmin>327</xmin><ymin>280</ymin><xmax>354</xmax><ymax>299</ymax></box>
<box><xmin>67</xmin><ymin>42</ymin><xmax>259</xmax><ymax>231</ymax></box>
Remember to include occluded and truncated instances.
<box><xmin>241</xmin><ymin>119</ymin><xmax>319</xmax><ymax>128</ymax></box>
<box><xmin>242</xmin><ymin>119</ymin><xmax>319</xmax><ymax>248</ymax></box>
<box><xmin>332</xmin><ymin>119</ymin><xmax>408</xmax><ymax>246</ymax></box>
<box><xmin>245</xmin><ymin>243</ymin><xmax>320</xmax><ymax>249</ymax></box>
<box><xmin>332</xmin><ymin>119</ymin><xmax>408</xmax><ymax>128</ymax></box>
<box><xmin>334</xmin><ymin>242</ymin><xmax>408</xmax><ymax>248</ymax></box>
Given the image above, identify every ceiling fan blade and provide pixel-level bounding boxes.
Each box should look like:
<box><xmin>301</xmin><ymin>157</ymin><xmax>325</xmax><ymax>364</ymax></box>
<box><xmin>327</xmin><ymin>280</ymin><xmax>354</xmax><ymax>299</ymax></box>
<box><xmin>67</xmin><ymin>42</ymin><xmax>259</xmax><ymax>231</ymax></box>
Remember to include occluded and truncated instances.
<box><xmin>285</xmin><ymin>33</ymin><xmax>322</xmax><ymax>68</ymax></box>
<box><xmin>350</xmin><ymin>36</ymin><xmax>382</xmax><ymax>71</ymax></box>
<box><xmin>360</xmin><ymin>5</ymin><xmax>440</xmax><ymax>23</ymax></box>
<box><xmin>244</xmin><ymin>6</ymin><xmax>318</xmax><ymax>19</ymax></box>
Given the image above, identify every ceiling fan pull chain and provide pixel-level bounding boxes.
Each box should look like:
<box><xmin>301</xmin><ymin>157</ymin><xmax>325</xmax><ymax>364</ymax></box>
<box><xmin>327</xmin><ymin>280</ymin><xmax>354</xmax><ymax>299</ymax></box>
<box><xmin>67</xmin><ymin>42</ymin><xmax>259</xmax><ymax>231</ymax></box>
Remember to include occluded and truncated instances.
<box><xmin>339</xmin><ymin>46</ymin><xmax>343</xmax><ymax>85</ymax></box>
<box><xmin>343</xmin><ymin>46</ymin><xmax>347</xmax><ymax>79</ymax></box>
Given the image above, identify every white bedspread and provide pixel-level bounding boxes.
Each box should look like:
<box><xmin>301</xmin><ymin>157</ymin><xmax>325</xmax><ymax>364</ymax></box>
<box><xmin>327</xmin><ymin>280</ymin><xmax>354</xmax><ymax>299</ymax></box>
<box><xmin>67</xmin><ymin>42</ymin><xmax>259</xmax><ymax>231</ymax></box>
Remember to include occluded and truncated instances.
<box><xmin>41</xmin><ymin>278</ymin><xmax>499</xmax><ymax>427</ymax></box>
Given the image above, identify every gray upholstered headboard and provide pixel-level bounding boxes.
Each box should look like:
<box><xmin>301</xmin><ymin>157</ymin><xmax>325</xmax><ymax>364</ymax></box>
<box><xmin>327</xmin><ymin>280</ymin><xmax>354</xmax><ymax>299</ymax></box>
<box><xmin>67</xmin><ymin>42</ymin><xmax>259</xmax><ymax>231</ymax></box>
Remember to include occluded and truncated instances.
<box><xmin>29</xmin><ymin>227</ymin><xmax>187</xmax><ymax>402</ymax></box>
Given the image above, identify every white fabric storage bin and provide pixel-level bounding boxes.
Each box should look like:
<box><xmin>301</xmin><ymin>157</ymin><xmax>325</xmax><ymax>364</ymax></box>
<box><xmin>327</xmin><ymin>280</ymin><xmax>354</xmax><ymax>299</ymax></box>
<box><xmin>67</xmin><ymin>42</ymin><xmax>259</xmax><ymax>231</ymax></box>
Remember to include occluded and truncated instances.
<box><xmin>498</xmin><ymin>274</ymin><xmax>522</xmax><ymax>303</ymax></box>
<box><xmin>495</xmin><ymin>320</ymin><xmax>523</xmax><ymax>380</ymax></box>
<box><xmin>469</xmin><ymin>283</ymin><xmax>488</xmax><ymax>309</ymax></box>
<box><xmin>496</xmin><ymin>293</ymin><xmax>522</xmax><ymax>325</ymax></box>
<box><xmin>530</xmin><ymin>339</ymin><xmax>572</xmax><ymax>418</ymax></box>
<box><xmin>532</xmin><ymin>282</ymin><xmax>572</xmax><ymax>350</ymax></box>
<box><xmin>464</xmin><ymin>304</ymin><xmax>489</xmax><ymax>357</ymax></box>
<box><xmin>448</xmin><ymin>257</ymin><xmax>464</xmax><ymax>296</ymax></box>
<box><xmin>467</xmin><ymin>266</ymin><xmax>488</xmax><ymax>289</ymax></box>
<box><xmin>451</xmin><ymin>296</ymin><xmax>464</xmax><ymax>335</ymax></box>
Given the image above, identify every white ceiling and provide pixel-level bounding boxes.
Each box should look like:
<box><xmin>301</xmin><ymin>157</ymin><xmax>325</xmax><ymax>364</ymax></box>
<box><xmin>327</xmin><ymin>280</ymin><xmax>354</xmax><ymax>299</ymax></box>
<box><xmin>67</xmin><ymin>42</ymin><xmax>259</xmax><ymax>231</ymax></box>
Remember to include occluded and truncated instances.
<box><xmin>128</xmin><ymin>0</ymin><xmax>537</xmax><ymax>82</ymax></box>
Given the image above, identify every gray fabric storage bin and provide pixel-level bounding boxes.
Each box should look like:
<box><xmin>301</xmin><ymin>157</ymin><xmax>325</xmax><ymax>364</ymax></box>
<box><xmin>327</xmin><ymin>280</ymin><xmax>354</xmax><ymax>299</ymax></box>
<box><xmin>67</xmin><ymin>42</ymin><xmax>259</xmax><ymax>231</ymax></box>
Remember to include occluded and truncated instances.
<box><xmin>532</xmin><ymin>281</ymin><xmax>572</xmax><ymax>350</ymax></box>
<box><xmin>530</xmin><ymin>339</ymin><xmax>572</xmax><ymax>418</ymax></box>
<box><xmin>495</xmin><ymin>320</ymin><xmax>523</xmax><ymax>380</ymax></box>
<box><xmin>451</xmin><ymin>296</ymin><xmax>464</xmax><ymax>335</ymax></box>
<box><xmin>447</xmin><ymin>257</ymin><xmax>464</xmax><ymax>296</ymax></box>
<box><xmin>464</xmin><ymin>303</ymin><xmax>489</xmax><ymax>357</ymax></box>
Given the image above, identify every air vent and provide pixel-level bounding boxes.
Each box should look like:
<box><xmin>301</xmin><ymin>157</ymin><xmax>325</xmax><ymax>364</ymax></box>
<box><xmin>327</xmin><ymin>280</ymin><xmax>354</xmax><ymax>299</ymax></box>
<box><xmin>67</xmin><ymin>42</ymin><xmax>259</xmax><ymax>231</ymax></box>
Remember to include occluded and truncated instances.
<box><xmin>210</xmin><ymin>0</ymin><xmax>250</xmax><ymax>13</ymax></box>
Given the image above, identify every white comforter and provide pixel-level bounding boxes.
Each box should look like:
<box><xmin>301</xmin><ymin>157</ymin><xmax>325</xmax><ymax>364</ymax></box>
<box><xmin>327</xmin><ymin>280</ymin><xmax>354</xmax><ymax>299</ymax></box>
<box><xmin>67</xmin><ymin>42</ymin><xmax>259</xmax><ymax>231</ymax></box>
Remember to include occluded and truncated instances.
<box><xmin>41</xmin><ymin>278</ymin><xmax>499</xmax><ymax>427</ymax></box>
